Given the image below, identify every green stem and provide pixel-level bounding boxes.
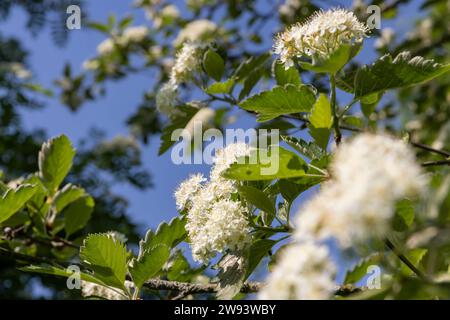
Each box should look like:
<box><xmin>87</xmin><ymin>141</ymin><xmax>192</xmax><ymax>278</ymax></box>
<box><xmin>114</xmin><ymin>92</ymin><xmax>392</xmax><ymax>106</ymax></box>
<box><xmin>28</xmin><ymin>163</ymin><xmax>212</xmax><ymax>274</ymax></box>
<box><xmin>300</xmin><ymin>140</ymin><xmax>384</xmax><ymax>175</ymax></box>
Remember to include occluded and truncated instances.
<box><xmin>330</xmin><ymin>74</ymin><xmax>341</xmax><ymax>145</ymax></box>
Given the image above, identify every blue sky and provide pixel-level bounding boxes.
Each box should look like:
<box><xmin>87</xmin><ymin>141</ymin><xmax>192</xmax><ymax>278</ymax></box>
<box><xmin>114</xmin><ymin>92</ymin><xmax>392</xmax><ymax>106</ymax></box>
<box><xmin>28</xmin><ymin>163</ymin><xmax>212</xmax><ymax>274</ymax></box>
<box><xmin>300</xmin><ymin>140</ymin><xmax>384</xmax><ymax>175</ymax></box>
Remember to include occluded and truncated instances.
<box><xmin>2</xmin><ymin>0</ymin><xmax>425</xmax><ymax>286</ymax></box>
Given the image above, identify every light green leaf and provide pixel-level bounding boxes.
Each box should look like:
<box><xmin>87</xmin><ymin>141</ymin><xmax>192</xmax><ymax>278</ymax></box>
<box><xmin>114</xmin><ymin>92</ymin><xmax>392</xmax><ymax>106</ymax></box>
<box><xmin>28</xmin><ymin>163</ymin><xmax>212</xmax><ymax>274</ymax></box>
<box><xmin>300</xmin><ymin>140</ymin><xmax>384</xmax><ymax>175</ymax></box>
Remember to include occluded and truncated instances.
<box><xmin>400</xmin><ymin>248</ymin><xmax>427</xmax><ymax>277</ymax></box>
<box><xmin>344</xmin><ymin>253</ymin><xmax>383</xmax><ymax>285</ymax></box>
<box><xmin>64</xmin><ymin>196</ymin><xmax>95</xmax><ymax>237</ymax></box>
<box><xmin>299</xmin><ymin>44</ymin><xmax>361</xmax><ymax>74</ymax></box>
<box><xmin>353</xmin><ymin>52</ymin><xmax>450</xmax><ymax>98</ymax></box>
<box><xmin>38</xmin><ymin>135</ymin><xmax>76</xmax><ymax>194</ymax></box>
<box><xmin>20</xmin><ymin>264</ymin><xmax>107</xmax><ymax>288</ymax></box>
<box><xmin>129</xmin><ymin>244</ymin><xmax>170</xmax><ymax>289</ymax></box>
<box><xmin>308</xmin><ymin>94</ymin><xmax>332</xmax><ymax>150</ymax></box>
<box><xmin>203</xmin><ymin>49</ymin><xmax>225</xmax><ymax>81</ymax></box>
<box><xmin>53</xmin><ymin>184</ymin><xmax>86</xmax><ymax>214</ymax></box>
<box><xmin>79</xmin><ymin>233</ymin><xmax>128</xmax><ymax>290</ymax></box>
<box><xmin>237</xmin><ymin>185</ymin><xmax>275</xmax><ymax>216</ymax></box>
<box><xmin>240</xmin><ymin>84</ymin><xmax>316</xmax><ymax>122</ymax></box>
<box><xmin>0</xmin><ymin>185</ymin><xmax>37</xmax><ymax>224</ymax></box>
<box><xmin>140</xmin><ymin>216</ymin><xmax>187</xmax><ymax>253</ymax></box>
<box><xmin>393</xmin><ymin>199</ymin><xmax>415</xmax><ymax>232</ymax></box>
<box><xmin>205</xmin><ymin>78</ymin><xmax>235</xmax><ymax>94</ymax></box>
<box><xmin>222</xmin><ymin>146</ymin><xmax>307</xmax><ymax>181</ymax></box>
<box><xmin>273</xmin><ymin>61</ymin><xmax>301</xmax><ymax>86</ymax></box>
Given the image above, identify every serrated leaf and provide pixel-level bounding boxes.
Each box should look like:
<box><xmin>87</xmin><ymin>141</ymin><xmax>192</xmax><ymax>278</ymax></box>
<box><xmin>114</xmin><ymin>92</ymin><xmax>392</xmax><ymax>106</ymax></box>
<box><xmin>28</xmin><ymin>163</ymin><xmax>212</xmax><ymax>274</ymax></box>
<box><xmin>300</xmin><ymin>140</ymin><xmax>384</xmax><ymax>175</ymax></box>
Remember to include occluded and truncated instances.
<box><xmin>79</xmin><ymin>233</ymin><xmax>128</xmax><ymax>290</ymax></box>
<box><xmin>238</xmin><ymin>185</ymin><xmax>275</xmax><ymax>216</ymax></box>
<box><xmin>273</xmin><ymin>61</ymin><xmax>301</xmax><ymax>86</ymax></box>
<box><xmin>53</xmin><ymin>184</ymin><xmax>86</xmax><ymax>214</ymax></box>
<box><xmin>234</xmin><ymin>53</ymin><xmax>270</xmax><ymax>81</ymax></box>
<box><xmin>222</xmin><ymin>146</ymin><xmax>307</xmax><ymax>181</ymax></box>
<box><xmin>245</xmin><ymin>239</ymin><xmax>276</xmax><ymax>279</ymax></box>
<box><xmin>203</xmin><ymin>49</ymin><xmax>225</xmax><ymax>81</ymax></box>
<box><xmin>129</xmin><ymin>244</ymin><xmax>170</xmax><ymax>289</ymax></box>
<box><xmin>309</xmin><ymin>94</ymin><xmax>332</xmax><ymax>149</ymax></box>
<box><xmin>281</xmin><ymin>136</ymin><xmax>324</xmax><ymax>160</ymax></box>
<box><xmin>240</xmin><ymin>84</ymin><xmax>316</xmax><ymax>122</ymax></box>
<box><xmin>353</xmin><ymin>52</ymin><xmax>450</xmax><ymax>98</ymax></box>
<box><xmin>64</xmin><ymin>196</ymin><xmax>94</xmax><ymax>237</ymax></box>
<box><xmin>0</xmin><ymin>185</ymin><xmax>37</xmax><ymax>224</ymax></box>
<box><xmin>344</xmin><ymin>253</ymin><xmax>383</xmax><ymax>285</ymax></box>
<box><xmin>140</xmin><ymin>216</ymin><xmax>186</xmax><ymax>255</ymax></box>
<box><xmin>205</xmin><ymin>78</ymin><xmax>235</xmax><ymax>94</ymax></box>
<box><xmin>38</xmin><ymin>135</ymin><xmax>76</xmax><ymax>194</ymax></box>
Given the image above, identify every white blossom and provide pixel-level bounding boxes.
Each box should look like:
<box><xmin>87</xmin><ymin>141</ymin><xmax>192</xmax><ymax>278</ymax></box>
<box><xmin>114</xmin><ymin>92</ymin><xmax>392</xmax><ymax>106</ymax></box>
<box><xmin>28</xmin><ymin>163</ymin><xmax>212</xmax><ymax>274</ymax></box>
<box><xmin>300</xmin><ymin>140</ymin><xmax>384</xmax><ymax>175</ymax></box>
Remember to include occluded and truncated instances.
<box><xmin>174</xmin><ymin>173</ymin><xmax>206</xmax><ymax>211</ymax></box>
<box><xmin>274</xmin><ymin>8</ymin><xmax>368</xmax><ymax>68</ymax></box>
<box><xmin>120</xmin><ymin>26</ymin><xmax>149</xmax><ymax>45</ymax></box>
<box><xmin>169</xmin><ymin>42</ymin><xmax>205</xmax><ymax>86</ymax></box>
<box><xmin>177</xmin><ymin>143</ymin><xmax>253</xmax><ymax>263</ymax></box>
<box><xmin>174</xmin><ymin>19</ymin><xmax>218</xmax><ymax>47</ymax></box>
<box><xmin>155</xmin><ymin>82</ymin><xmax>179</xmax><ymax>117</ymax></box>
<box><xmin>258</xmin><ymin>242</ymin><xmax>336</xmax><ymax>300</ymax></box>
<box><xmin>374</xmin><ymin>28</ymin><xmax>395</xmax><ymax>49</ymax></box>
<box><xmin>153</xmin><ymin>5</ymin><xmax>180</xmax><ymax>28</ymax></box>
<box><xmin>97</xmin><ymin>38</ymin><xmax>115</xmax><ymax>56</ymax></box>
<box><xmin>82</xmin><ymin>59</ymin><xmax>100</xmax><ymax>71</ymax></box>
<box><xmin>295</xmin><ymin>133</ymin><xmax>427</xmax><ymax>247</ymax></box>
<box><xmin>210</xmin><ymin>142</ymin><xmax>252</xmax><ymax>180</ymax></box>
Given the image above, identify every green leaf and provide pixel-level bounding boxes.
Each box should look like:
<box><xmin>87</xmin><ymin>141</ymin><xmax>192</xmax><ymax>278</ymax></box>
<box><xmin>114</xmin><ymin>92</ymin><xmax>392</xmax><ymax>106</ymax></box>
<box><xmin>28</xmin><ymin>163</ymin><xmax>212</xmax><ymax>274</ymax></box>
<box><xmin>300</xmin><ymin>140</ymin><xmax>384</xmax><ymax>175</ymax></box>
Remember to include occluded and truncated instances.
<box><xmin>64</xmin><ymin>196</ymin><xmax>95</xmax><ymax>237</ymax></box>
<box><xmin>273</xmin><ymin>61</ymin><xmax>301</xmax><ymax>86</ymax></box>
<box><xmin>158</xmin><ymin>105</ymin><xmax>200</xmax><ymax>155</ymax></box>
<box><xmin>205</xmin><ymin>78</ymin><xmax>235</xmax><ymax>94</ymax></box>
<box><xmin>245</xmin><ymin>239</ymin><xmax>276</xmax><ymax>279</ymax></box>
<box><xmin>38</xmin><ymin>135</ymin><xmax>76</xmax><ymax>194</ymax></box>
<box><xmin>276</xmin><ymin>178</ymin><xmax>322</xmax><ymax>203</ymax></box>
<box><xmin>400</xmin><ymin>248</ymin><xmax>427</xmax><ymax>277</ymax></box>
<box><xmin>299</xmin><ymin>44</ymin><xmax>361</xmax><ymax>74</ymax></box>
<box><xmin>53</xmin><ymin>184</ymin><xmax>86</xmax><ymax>214</ymax></box>
<box><xmin>203</xmin><ymin>49</ymin><xmax>225</xmax><ymax>81</ymax></box>
<box><xmin>240</xmin><ymin>84</ymin><xmax>316</xmax><ymax>122</ymax></box>
<box><xmin>344</xmin><ymin>253</ymin><xmax>383</xmax><ymax>285</ymax></box>
<box><xmin>308</xmin><ymin>94</ymin><xmax>332</xmax><ymax>150</ymax></box>
<box><xmin>0</xmin><ymin>185</ymin><xmax>37</xmax><ymax>224</ymax></box>
<box><xmin>281</xmin><ymin>136</ymin><xmax>324</xmax><ymax>160</ymax></box>
<box><xmin>20</xmin><ymin>264</ymin><xmax>108</xmax><ymax>288</ymax></box>
<box><xmin>87</xmin><ymin>22</ymin><xmax>111</xmax><ymax>34</ymax></box>
<box><xmin>222</xmin><ymin>146</ymin><xmax>307</xmax><ymax>181</ymax></box>
<box><xmin>237</xmin><ymin>185</ymin><xmax>275</xmax><ymax>216</ymax></box>
<box><xmin>393</xmin><ymin>199</ymin><xmax>415</xmax><ymax>232</ymax></box>
<box><xmin>140</xmin><ymin>216</ymin><xmax>187</xmax><ymax>253</ymax></box>
<box><xmin>129</xmin><ymin>244</ymin><xmax>170</xmax><ymax>289</ymax></box>
<box><xmin>79</xmin><ymin>233</ymin><xmax>128</xmax><ymax>290</ymax></box>
<box><xmin>353</xmin><ymin>52</ymin><xmax>450</xmax><ymax>99</ymax></box>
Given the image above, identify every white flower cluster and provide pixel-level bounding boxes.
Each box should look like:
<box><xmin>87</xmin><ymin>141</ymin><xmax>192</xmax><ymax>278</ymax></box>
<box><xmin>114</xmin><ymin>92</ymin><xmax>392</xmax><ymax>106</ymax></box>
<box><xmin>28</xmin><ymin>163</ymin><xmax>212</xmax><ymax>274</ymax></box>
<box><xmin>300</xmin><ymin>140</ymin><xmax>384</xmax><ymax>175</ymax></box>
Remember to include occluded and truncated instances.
<box><xmin>96</xmin><ymin>26</ymin><xmax>148</xmax><ymax>57</ymax></box>
<box><xmin>174</xmin><ymin>19</ymin><xmax>218</xmax><ymax>47</ymax></box>
<box><xmin>274</xmin><ymin>8</ymin><xmax>368</xmax><ymax>68</ymax></box>
<box><xmin>155</xmin><ymin>42</ymin><xmax>206</xmax><ymax>117</ymax></box>
<box><xmin>175</xmin><ymin>143</ymin><xmax>252</xmax><ymax>263</ymax></box>
<box><xmin>258</xmin><ymin>242</ymin><xmax>336</xmax><ymax>300</ymax></box>
<box><xmin>295</xmin><ymin>133</ymin><xmax>427</xmax><ymax>247</ymax></box>
<box><xmin>81</xmin><ymin>281</ymin><xmax>134</xmax><ymax>300</ymax></box>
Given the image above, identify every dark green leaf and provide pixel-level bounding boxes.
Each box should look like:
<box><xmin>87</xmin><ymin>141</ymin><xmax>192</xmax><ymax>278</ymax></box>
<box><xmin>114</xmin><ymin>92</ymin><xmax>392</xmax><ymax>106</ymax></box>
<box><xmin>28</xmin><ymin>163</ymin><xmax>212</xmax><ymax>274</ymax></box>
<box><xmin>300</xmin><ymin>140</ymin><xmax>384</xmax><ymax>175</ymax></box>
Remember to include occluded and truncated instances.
<box><xmin>240</xmin><ymin>84</ymin><xmax>316</xmax><ymax>122</ymax></box>
<box><xmin>64</xmin><ymin>196</ymin><xmax>95</xmax><ymax>237</ymax></box>
<box><xmin>203</xmin><ymin>49</ymin><xmax>225</xmax><ymax>81</ymax></box>
<box><xmin>238</xmin><ymin>185</ymin><xmax>275</xmax><ymax>215</ymax></box>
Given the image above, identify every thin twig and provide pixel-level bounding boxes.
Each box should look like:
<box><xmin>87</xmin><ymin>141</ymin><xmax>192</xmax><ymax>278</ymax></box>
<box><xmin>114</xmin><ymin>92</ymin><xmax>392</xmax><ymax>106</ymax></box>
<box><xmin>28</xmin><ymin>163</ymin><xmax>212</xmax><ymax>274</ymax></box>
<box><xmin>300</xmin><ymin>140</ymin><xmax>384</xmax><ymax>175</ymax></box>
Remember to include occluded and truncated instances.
<box><xmin>421</xmin><ymin>160</ymin><xmax>450</xmax><ymax>167</ymax></box>
<box><xmin>384</xmin><ymin>239</ymin><xmax>426</xmax><ymax>280</ymax></box>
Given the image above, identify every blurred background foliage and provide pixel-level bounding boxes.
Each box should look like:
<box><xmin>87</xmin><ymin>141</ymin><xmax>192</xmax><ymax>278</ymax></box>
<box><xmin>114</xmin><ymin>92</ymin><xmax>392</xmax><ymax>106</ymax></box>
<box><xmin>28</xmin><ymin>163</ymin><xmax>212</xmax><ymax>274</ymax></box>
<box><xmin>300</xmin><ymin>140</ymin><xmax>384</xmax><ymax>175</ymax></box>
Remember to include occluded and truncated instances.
<box><xmin>0</xmin><ymin>0</ymin><xmax>449</xmax><ymax>298</ymax></box>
